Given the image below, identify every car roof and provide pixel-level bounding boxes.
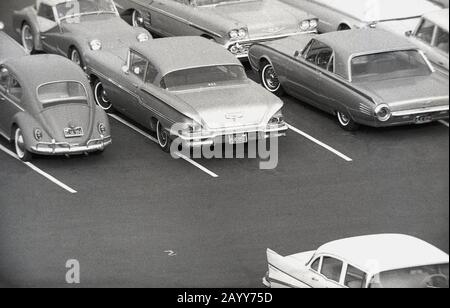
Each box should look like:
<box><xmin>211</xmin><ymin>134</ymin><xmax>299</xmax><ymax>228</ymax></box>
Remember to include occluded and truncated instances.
<box><xmin>131</xmin><ymin>37</ymin><xmax>242</xmax><ymax>76</ymax></box>
<box><xmin>4</xmin><ymin>54</ymin><xmax>88</xmax><ymax>90</ymax></box>
<box><xmin>423</xmin><ymin>9</ymin><xmax>450</xmax><ymax>32</ymax></box>
<box><xmin>316</xmin><ymin>234</ymin><xmax>449</xmax><ymax>274</ymax></box>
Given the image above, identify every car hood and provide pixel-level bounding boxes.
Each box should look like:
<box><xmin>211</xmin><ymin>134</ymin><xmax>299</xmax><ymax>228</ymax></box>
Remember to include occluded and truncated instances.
<box><xmin>354</xmin><ymin>74</ymin><xmax>449</xmax><ymax>111</ymax></box>
<box><xmin>62</xmin><ymin>16</ymin><xmax>148</xmax><ymax>48</ymax></box>
<box><xmin>37</xmin><ymin>104</ymin><xmax>94</xmax><ymax>144</ymax></box>
<box><xmin>200</xmin><ymin>0</ymin><xmax>306</xmax><ymax>38</ymax></box>
<box><xmin>172</xmin><ymin>83</ymin><xmax>283</xmax><ymax>130</ymax></box>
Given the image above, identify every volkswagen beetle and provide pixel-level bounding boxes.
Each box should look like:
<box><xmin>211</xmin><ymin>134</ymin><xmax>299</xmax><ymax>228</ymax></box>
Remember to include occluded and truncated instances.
<box><xmin>0</xmin><ymin>31</ymin><xmax>111</xmax><ymax>161</ymax></box>
<box><xmin>12</xmin><ymin>0</ymin><xmax>151</xmax><ymax>69</ymax></box>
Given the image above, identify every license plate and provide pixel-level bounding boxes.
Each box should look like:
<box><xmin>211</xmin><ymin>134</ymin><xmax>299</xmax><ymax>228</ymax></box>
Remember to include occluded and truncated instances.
<box><xmin>228</xmin><ymin>133</ymin><xmax>248</xmax><ymax>144</ymax></box>
<box><xmin>64</xmin><ymin>127</ymin><xmax>84</xmax><ymax>138</ymax></box>
<box><xmin>415</xmin><ymin>115</ymin><xmax>432</xmax><ymax>124</ymax></box>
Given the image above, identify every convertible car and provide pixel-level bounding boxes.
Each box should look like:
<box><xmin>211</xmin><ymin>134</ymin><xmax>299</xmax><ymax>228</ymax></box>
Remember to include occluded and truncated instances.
<box><xmin>0</xmin><ymin>30</ymin><xmax>111</xmax><ymax>161</ymax></box>
<box><xmin>407</xmin><ymin>9</ymin><xmax>449</xmax><ymax>75</ymax></box>
<box><xmin>249</xmin><ymin>29</ymin><xmax>449</xmax><ymax>131</ymax></box>
<box><xmin>12</xmin><ymin>0</ymin><xmax>151</xmax><ymax>69</ymax></box>
<box><xmin>85</xmin><ymin>36</ymin><xmax>287</xmax><ymax>152</ymax></box>
<box><xmin>281</xmin><ymin>0</ymin><xmax>440</xmax><ymax>35</ymax></box>
<box><xmin>114</xmin><ymin>0</ymin><xmax>318</xmax><ymax>59</ymax></box>
<box><xmin>264</xmin><ymin>234</ymin><xmax>449</xmax><ymax>288</ymax></box>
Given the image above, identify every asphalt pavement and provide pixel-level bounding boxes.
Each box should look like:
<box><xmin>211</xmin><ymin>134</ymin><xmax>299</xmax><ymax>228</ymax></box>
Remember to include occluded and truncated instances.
<box><xmin>0</xmin><ymin>0</ymin><xmax>448</xmax><ymax>287</ymax></box>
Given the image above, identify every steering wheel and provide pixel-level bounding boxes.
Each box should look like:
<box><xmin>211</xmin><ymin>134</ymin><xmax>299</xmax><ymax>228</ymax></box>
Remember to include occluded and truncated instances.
<box><xmin>421</xmin><ymin>274</ymin><xmax>449</xmax><ymax>288</ymax></box>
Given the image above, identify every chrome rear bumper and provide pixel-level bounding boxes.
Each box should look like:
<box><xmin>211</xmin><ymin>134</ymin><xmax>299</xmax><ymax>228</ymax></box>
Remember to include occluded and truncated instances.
<box><xmin>31</xmin><ymin>136</ymin><xmax>112</xmax><ymax>155</ymax></box>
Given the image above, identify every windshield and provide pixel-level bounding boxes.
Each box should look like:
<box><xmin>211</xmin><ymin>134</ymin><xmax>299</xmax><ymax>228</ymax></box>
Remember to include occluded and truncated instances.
<box><xmin>369</xmin><ymin>263</ymin><xmax>449</xmax><ymax>288</ymax></box>
<box><xmin>56</xmin><ymin>0</ymin><xmax>116</xmax><ymax>21</ymax></box>
<box><xmin>38</xmin><ymin>81</ymin><xmax>88</xmax><ymax>108</ymax></box>
<box><xmin>161</xmin><ymin>65</ymin><xmax>247</xmax><ymax>91</ymax></box>
<box><xmin>351</xmin><ymin>50</ymin><xmax>432</xmax><ymax>82</ymax></box>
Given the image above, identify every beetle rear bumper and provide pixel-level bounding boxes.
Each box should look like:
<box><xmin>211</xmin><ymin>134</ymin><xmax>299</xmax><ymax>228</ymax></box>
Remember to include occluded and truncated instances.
<box><xmin>30</xmin><ymin>136</ymin><xmax>112</xmax><ymax>155</ymax></box>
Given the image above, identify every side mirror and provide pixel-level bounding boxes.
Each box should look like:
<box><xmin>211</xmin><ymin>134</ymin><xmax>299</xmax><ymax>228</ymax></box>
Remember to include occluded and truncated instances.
<box><xmin>294</xmin><ymin>50</ymin><xmax>300</xmax><ymax>58</ymax></box>
<box><xmin>121</xmin><ymin>65</ymin><xmax>129</xmax><ymax>74</ymax></box>
<box><xmin>405</xmin><ymin>30</ymin><xmax>413</xmax><ymax>37</ymax></box>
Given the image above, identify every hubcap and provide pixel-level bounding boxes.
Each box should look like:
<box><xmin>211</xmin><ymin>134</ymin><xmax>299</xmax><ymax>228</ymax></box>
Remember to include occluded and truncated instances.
<box><xmin>262</xmin><ymin>65</ymin><xmax>281</xmax><ymax>92</ymax></box>
<box><xmin>338</xmin><ymin>112</ymin><xmax>350</xmax><ymax>126</ymax></box>
<box><xmin>133</xmin><ymin>11</ymin><xmax>144</xmax><ymax>27</ymax></box>
<box><xmin>22</xmin><ymin>25</ymin><xmax>34</xmax><ymax>52</ymax></box>
<box><xmin>157</xmin><ymin>122</ymin><xmax>168</xmax><ymax>148</ymax></box>
<box><xmin>15</xmin><ymin>129</ymin><xmax>26</xmax><ymax>159</ymax></box>
<box><xmin>94</xmin><ymin>82</ymin><xmax>112</xmax><ymax>110</ymax></box>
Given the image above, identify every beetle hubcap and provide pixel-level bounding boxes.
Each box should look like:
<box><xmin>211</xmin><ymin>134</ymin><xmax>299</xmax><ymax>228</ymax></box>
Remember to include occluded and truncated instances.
<box><xmin>94</xmin><ymin>82</ymin><xmax>112</xmax><ymax>110</ymax></box>
<box><xmin>22</xmin><ymin>25</ymin><xmax>34</xmax><ymax>52</ymax></box>
<box><xmin>338</xmin><ymin>112</ymin><xmax>350</xmax><ymax>126</ymax></box>
<box><xmin>133</xmin><ymin>11</ymin><xmax>144</xmax><ymax>27</ymax></box>
<box><xmin>15</xmin><ymin>129</ymin><xmax>26</xmax><ymax>159</ymax></box>
<box><xmin>262</xmin><ymin>65</ymin><xmax>280</xmax><ymax>92</ymax></box>
<box><xmin>157</xmin><ymin>122</ymin><xmax>168</xmax><ymax>148</ymax></box>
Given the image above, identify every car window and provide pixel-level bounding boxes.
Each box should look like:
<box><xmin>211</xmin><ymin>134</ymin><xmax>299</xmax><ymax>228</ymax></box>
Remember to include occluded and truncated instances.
<box><xmin>130</xmin><ymin>51</ymin><xmax>148</xmax><ymax>81</ymax></box>
<box><xmin>435</xmin><ymin>27</ymin><xmax>449</xmax><ymax>54</ymax></box>
<box><xmin>310</xmin><ymin>257</ymin><xmax>321</xmax><ymax>272</ymax></box>
<box><xmin>0</xmin><ymin>67</ymin><xmax>9</xmax><ymax>92</ymax></box>
<box><xmin>320</xmin><ymin>257</ymin><xmax>343</xmax><ymax>283</ymax></box>
<box><xmin>38</xmin><ymin>4</ymin><xmax>56</xmax><ymax>22</ymax></box>
<box><xmin>304</xmin><ymin>40</ymin><xmax>334</xmax><ymax>71</ymax></box>
<box><xmin>416</xmin><ymin>19</ymin><xmax>435</xmax><ymax>45</ymax></box>
<box><xmin>145</xmin><ymin>62</ymin><xmax>158</xmax><ymax>84</ymax></box>
<box><xmin>9</xmin><ymin>78</ymin><xmax>23</xmax><ymax>100</ymax></box>
<box><xmin>345</xmin><ymin>265</ymin><xmax>367</xmax><ymax>288</ymax></box>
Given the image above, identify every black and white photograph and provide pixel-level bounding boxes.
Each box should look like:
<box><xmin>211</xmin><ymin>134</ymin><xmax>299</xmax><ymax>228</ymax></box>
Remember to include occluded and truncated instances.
<box><xmin>0</xmin><ymin>0</ymin><xmax>448</xmax><ymax>292</ymax></box>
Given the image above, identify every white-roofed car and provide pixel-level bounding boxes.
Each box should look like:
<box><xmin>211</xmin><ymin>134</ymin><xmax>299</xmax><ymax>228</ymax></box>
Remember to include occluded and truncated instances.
<box><xmin>264</xmin><ymin>234</ymin><xmax>449</xmax><ymax>288</ymax></box>
<box><xmin>407</xmin><ymin>9</ymin><xmax>449</xmax><ymax>75</ymax></box>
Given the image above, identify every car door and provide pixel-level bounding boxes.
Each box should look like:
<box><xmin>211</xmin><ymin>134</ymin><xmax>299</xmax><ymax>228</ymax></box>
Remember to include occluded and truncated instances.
<box><xmin>0</xmin><ymin>68</ymin><xmax>24</xmax><ymax>136</ymax></box>
<box><xmin>36</xmin><ymin>3</ymin><xmax>60</xmax><ymax>54</ymax></box>
<box><xmin>145</xmin><ymin>0</ymin><xmax>192</xmax><ymax>37</ymax></box>
<box><xmin>304</xmin><ymin>256</ymin><xmax>329</xmax><ymax>288</ymax></box>
<box><xmin>343</xmin><ymin>263</ymin><xmax>368</xmax><ymax>288</ymax></box>
<box><xmin>432</xmin><ymin>26</ymin><xmax>449</xmax><ymax>72</ymax></box>
<box><xmin>317</xmin><ymin>256</ymin><xmax>345</xmax><ymax>288</ymax></box>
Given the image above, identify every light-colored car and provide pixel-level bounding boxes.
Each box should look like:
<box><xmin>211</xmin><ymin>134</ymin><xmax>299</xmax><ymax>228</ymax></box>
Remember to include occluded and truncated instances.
<box><xmin>281</xmin><ymin>0</ymin><xmax>440</xmax><ymax>35</ymax></box>
<box><xmin>264</xmin><ymin>234</ymin><xmax>449</xmax><ymax>288</ymax></box>
<box><xmin>12</xmin><ymin>0</ymin><xmax>151</xmax><ymax>69</ymax></box>
<box><xmin>114</xmin><ymin>0</ymin><xmax>318</xmax><ymax>59</ymax></box>
<box><xmin>407</xmin><ymin>9</ymin><xmax>449</xmax><ymax>75</ymax></box>
<box><xmin>0</xmin><ymin>30</ymin><xmax>111</xmax><ymax>161</ymax></box>
<box><xmin>85</xmin><ymin>36</ymin><xmax>287</xmax><ymax>152</ymax></box>
<box><xmin>249</xmin><ymin>29</ymin><xmax>449</xmax><ymax>131</ymax></box>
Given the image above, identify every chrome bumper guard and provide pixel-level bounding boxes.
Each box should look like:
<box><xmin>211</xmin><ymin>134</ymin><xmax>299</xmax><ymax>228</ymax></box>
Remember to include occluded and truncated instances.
<box><xmin>31</xmin><ymin>135</ymin><xmax>112</xmax><ymax>154</ymax></box>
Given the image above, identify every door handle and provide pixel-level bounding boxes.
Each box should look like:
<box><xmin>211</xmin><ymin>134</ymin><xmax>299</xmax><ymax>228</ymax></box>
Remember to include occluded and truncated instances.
<box><xmin>311</xmin><ymin>277</ymin><xmax>319</xmax><ymax>282</ymax></box>
<box><xmin>41</xmin><ymin>35</ymin><xmax>47</xmax><ymax>40</ymax></box>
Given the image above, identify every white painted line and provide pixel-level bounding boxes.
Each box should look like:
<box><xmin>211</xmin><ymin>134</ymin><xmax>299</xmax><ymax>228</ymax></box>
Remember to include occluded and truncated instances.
<box><xmin>439</xmin><ymin>120</ymin><xmax>449</xmax><ymax>128</ymax></box>
<box><xmin>0</xmin><ymin>144</ymin><xmax>77</xmax><ymax>194</ymax></box>
<box><xmin>109</xmin><ymin>114</ymin><xmax>219</xmax><ymax>178</ymax></box>
<box><xmin>174</xmin><ymin>152</ymin><xmax>219</xmax><ymax>178</ymax></box>
<box><xmin>287</xmin><ymin>123</ymin><xmax>353</xmax><ymax>162</ymax></box>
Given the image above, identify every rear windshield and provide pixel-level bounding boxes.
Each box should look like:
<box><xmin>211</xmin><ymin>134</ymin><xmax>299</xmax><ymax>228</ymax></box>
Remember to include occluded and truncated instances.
<box><xmin>351</xmin><ymin>50</ymin><xmax>432</xmax><ymax>82</ymax></box>
<box><xmin>161</xmin><ymin>65</ymin><xmax>247</xmax><ymax>91</ymax></box>
<box><xmin>38</xmin><ymin>81</ymin><xmax>87</xmax><ymax>108</ymax></box>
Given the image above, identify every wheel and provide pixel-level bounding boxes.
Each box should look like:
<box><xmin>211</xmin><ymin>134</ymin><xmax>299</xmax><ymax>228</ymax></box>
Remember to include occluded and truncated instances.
<box><xmin>132</xmin><ymin>10</ymin><xmax>145</xmax><ymax>28</ymax></box>
<box><xmin>21</xmin><ymin>23</ymin><xmax>35</xmax><ymax>53</ymax></box>
<box><xmin>156</xmin><ymin>120</ymin><xmax>172</xmax><ymax>153</ymax></box>
<box><xmin>14</xmin><ymin>127</ymin><xmax>32</xmax><ymax>161</ymax></box>
<box><xmin>69</xmin><ymin>47</ymin><xmax>84</xmax><ymax>69</ymax></box>
<box><xmin>260</xmin><ymin>62</ymin><xmax>284</xmax><ymax>96</ymax></box>
<box><xmin>93</xmin><ymin>79</ymin><xmax>113</xmax><ymax>111</ymax></box>
<box><xmin>337</xmin><ymin>111</ymin><xmax>359</xmax><ymax>131</ymax></box>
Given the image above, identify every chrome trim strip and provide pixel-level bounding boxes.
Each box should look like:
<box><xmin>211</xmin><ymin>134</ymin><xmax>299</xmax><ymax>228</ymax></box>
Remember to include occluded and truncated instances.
<box><xmin>0</xmin><ymin>91</ymin><xmax>25</xmax><ymax>112</ymax></box>
<box><xmin>392</xmin><ymin>105</ymin><xmax>449</xmax><ymax>117</ymax></box>
<box><xmin>388</xmin><ymin>96</ymin><xmax>449</xmax><ymax>107</ymax></box>
<box><xmin>224</xmin><ymin>31</ymin><xmax>316</xmax><ymax>49</ymax></box>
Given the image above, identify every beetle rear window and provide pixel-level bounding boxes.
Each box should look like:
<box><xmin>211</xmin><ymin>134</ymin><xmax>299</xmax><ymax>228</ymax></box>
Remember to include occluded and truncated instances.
<box><xmin>351</xmin><ymin>50</ymin><xmax>432</xmax><ymax>82</ymax></box>
<box><xmin>38</xmin><ymin>82</ymin><xmax>87</xmax><ymax>108</ymax></box>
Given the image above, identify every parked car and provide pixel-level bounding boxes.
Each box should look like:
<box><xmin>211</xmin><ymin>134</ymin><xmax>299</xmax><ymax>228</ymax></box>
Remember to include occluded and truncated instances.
<box><xmin>12</xmin><ymin>0</ymin><xmax>151</xmax><ymax>69</ymax></box>
<box><xmin>264</xmin><ymin>234</ymin><xmax>449</xmax><ymax>288</ymax></box>
<box><xmin>114</xmin><ymin>0</ymin><xmax>318</xmax><ymax>59</ymax></box>
<box><xmin>249</xmin><ymin>29</ymin><xmax>449</xmax><ymax>131</ymax></box>
<box><xmin>85</xmin><ymin>36</ymin><xmax>287</xmax><ymax>152</ymax></box>
<box><xmin>407</xmin><ymin>9</ymin><xmax>449</xmax><ymax>75</ymax></box>
<box><xmin>281</xmin><ymin>0</ymin><xmax>440</xmax><ymax>35</ymax></box>
<box><xmin>0</xmin><ymin>31</ymin><xmax>111</xmax><ymax>161</ymax></box>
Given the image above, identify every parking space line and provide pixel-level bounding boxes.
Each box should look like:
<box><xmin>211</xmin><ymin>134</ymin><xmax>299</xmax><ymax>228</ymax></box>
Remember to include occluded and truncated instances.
<box><xmin>286</xmin><ymin>123</ymin><xmax>353</xmax><ymax>162</ymax></box>
<box><xmin>439</xmin><ymin>120</ymin><xmax>449</xmax><ymax>128</ymax></box>
<box><xmin>0</xmin><ymin>144</ymin><xmax>77</xmax><ymax>194</ymax></box>
<box><xmin>109</xmin><ymin>114</ymin><xmax>219</xmax><ymax>178</ymax></box>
